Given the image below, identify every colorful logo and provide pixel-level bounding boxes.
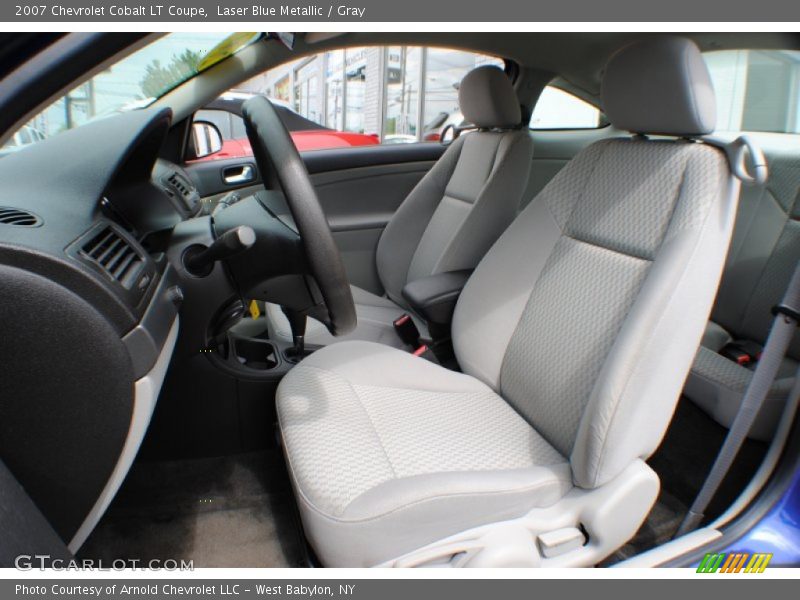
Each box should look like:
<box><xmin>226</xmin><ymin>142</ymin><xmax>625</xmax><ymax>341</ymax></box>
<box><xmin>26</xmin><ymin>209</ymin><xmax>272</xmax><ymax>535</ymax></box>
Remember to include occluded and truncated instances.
<box><xmin>696</xmin><ymin>552</ymin><xmax>772</xmax><ymax>573</ymax></box>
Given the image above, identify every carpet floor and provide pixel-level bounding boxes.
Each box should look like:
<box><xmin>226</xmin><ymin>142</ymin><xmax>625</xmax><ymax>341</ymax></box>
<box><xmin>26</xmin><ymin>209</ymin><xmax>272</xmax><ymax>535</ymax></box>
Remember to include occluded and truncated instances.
<box><xmin>603</xmin><ymin>398</ymin><xmax>767</xmax><ymax>564</ymax></box>
<box><xmin>78</xmin><ymin>450</ymin><xmax>305</xmax><ymax>568</ymax></box>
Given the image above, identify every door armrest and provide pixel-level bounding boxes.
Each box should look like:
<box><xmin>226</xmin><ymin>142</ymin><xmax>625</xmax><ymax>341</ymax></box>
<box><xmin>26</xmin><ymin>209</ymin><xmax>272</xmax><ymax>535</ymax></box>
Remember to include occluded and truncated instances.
<box><xmin>401</xmin><ymin>270</ymin><xmax>472</xmax><ymax>327</ymax></box>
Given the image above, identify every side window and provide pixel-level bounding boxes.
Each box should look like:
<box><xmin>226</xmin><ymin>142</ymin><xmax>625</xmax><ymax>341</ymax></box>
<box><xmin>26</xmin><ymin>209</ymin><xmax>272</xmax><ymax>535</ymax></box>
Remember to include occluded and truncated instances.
<box><xmin>530</xmin><ymin>87</ymin><xmax>602</xmax><ymax>130</ymax></box>
<box><xmin>417</xmin><ymin>48</ymin><xmax>503</xmax><ymax>141</ymax></box>
<box><xmin>704</xmin><ymin>49</ymin><xmax>800</xmax><ymax>133</ymax></box>
<box><xmin>191</xmin><ymin>46</ymin><xmax>504</xmax><ymax>159</ymax></box>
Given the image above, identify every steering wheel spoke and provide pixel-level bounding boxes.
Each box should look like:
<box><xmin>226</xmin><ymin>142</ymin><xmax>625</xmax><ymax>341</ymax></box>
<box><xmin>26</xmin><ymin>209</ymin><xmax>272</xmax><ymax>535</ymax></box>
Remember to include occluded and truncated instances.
<box><xmin>238</xmin><ymin>96</ymin><xmax>356</xmax><ymax>336</ymax></box>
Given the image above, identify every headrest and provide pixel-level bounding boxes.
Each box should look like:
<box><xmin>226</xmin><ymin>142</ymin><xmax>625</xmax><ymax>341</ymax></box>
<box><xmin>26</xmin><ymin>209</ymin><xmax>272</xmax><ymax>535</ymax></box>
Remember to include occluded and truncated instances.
<box><xmin>601</xmin><ymin>37</ymin><xmax>716</xmax><ymax>137</ymax></box>
<box><xmin>459</xmin><ymin>66</ymin><xmax>521</xmax><ymax>129</ymax></box>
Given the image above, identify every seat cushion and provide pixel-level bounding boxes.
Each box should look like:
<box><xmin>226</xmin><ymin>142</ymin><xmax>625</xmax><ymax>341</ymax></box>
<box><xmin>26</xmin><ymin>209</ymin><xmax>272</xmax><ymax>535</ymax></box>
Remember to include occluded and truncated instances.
<box><xmin>685</xmin><ymin>325</ymin><xmax>797</xmax><ymax>441</ymax></box>
<box><xmin>276</xmin><ymin>341</ymin><xmax>572</xmax><ymax>567</ymax></box>
<box><xmin>266</xmin><ymin>285</ymin><xmax>427</xmax><ymax>348</ymax></box>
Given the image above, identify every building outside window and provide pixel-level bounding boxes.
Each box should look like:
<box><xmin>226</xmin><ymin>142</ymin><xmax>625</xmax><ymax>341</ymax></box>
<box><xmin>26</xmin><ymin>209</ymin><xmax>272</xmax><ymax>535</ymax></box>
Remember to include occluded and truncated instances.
<box><xmin>13</xmin><ymin>41</ymin><xmax>800</xmax><ymax>158</ymax></box>
<box><xmin>384</xmin><ymin>46</ymin><xmax>421</xmax><ymax>143</ymax></box>
<box><xmin>420</xmin><ymin>48</ymin><xmax>503</xmax><ymax>141</ymax></box>
<box><xmin>243</xmin><ymin>45</ymin><xmax>506</xmax><ymax>145</ymax></box>
<box><xmin>705</xmin><ymin>49</ymin><xmax>800</xmax><ymax>133</ymax></box>
<box><xmin>272</xmin><ymin>75</ymin><xmax>290</xmax><ymax>103</ymax></box>
<box><xmin>344</xmin><ymin>48</ymin><xmax>369</xmax><ymax>133</ymax></box>
<box><xmin>324</xmin><ymin>50</ymin><xmax>345</xmax><ymax>130</ymax></box>
<box><xmin>293</xmin><ymin>58</ymin><xmax>321</xmax><ymax>123</ymax></box>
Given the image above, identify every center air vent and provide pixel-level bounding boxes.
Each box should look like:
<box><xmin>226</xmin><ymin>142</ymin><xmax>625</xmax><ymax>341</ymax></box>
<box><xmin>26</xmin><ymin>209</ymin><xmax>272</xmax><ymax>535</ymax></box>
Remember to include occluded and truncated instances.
<box><xmin>0</xmin><ymin>207</ymin><xmax>41</xmax><ymax>227</ymax></box>
<box><xmin>80</xmin><ymin>225</ymin><xmax>145</xmax><ymax>289</ymax></box>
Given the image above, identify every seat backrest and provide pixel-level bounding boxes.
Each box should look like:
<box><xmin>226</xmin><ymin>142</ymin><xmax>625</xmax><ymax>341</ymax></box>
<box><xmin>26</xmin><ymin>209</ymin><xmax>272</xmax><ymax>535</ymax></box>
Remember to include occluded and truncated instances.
<box><xmin>375</xmin><ymin>66</ymin><xmax>533</xmax><ymax>305</ymax></box>
<box><xmin>710</xmin><ymin>144</ymin><xmax>800</xmax><ymax>359</ymax></box>
<box><xmin>452</xmin><ymin>37</ymin><xmax>739</xmax><ymax>489</ymax></box>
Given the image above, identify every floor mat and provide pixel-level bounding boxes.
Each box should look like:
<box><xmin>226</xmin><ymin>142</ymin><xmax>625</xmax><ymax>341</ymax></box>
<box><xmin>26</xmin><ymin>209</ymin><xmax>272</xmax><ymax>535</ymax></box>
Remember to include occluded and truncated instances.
<box><xmin>79</xmin><ymin>451</ymin><xmax>305</xmax><ymax>568</ymax></box>
<box><xmin>603</xmin><ymin>398</ymin><xmax>768</xmax><ymax>564</ymax></box>
<box><xmin>649</xmin><ymin>399</ymin><xmax>768</xmax><ymax>519</ymax></box>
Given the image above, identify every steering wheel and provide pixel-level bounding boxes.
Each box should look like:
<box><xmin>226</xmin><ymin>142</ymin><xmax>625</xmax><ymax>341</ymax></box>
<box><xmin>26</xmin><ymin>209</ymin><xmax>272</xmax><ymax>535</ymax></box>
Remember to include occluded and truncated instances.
<box><xmin>241</xmin><ymin>96</ymin><xmax>356</xmax><ymax>336</ymax></box>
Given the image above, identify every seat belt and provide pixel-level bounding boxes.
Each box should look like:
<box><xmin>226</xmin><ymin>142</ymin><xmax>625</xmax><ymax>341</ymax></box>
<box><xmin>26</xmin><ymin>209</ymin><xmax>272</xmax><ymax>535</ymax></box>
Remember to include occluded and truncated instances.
<box><xmin>703</xmin><ymin>134</ymin><xmax>769</xmax><ymax>186</ymax></box>
<box><xmin>675</xmin><ymin>262</ymin><xmax>800</xmax><ymax>537</ymax></box>
<box><xmin>0</xmin><ymin>457</ymin><xmax>72</xmax><ymax>567</ymax></box>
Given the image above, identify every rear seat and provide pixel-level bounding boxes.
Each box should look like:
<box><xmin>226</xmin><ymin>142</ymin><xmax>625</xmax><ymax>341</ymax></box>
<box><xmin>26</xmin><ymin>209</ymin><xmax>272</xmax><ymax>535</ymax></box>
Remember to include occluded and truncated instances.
<box><xmin>684</xmin><ymin>138</ymin><xmax>800</xmax><ymax>441</ymax></box>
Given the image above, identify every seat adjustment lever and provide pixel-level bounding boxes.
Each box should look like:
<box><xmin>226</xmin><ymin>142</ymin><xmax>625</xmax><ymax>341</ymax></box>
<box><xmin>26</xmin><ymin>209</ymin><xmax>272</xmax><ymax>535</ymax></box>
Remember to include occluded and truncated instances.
<box><xmin>537</xmin><ymin>527</ymin><xmax>586</xmax><ymax>559</ymax></box>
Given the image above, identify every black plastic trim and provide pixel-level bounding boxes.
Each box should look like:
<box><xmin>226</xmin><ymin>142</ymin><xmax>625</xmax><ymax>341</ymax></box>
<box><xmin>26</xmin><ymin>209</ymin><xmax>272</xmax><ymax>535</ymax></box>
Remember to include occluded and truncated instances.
<box><xmin>121</xmin><ymin>265</ymin><xmax>181</xmax><ymax>379</ymax></box>
<box><xmin>771</xmin><ymin>303</ymin><xmax>800</xmax><ymax>325</ymax></box>
<box><xmin>301</xmin><ymin>143</ymin><xmax>446</xmax><ymax>174</ymax></box>
<box><xmin>402</xmin><ymin>270</ymin><xmax>472</xmax><ymax>326</ymax></box>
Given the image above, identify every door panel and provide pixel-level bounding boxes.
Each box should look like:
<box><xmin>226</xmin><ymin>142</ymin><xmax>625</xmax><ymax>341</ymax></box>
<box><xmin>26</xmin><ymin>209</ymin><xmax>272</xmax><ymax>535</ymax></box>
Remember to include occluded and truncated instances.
<box><xmin>314</xmin><ymin>162</ymin><xmax>436</xmax><ymax>232</ymax></box>
<box><xmin>202</xmin><ymin>183</ymin><xmax>264</xmax><ymax>208</ymax></box>
<box><xmin>329</xmin><ymin>229</ymin><xmax>386</xmax><ymax>294</ymax></box>
<box><xmin>302</xmin><ymin>143</ymin><xmax>444</xmax><ymax>174</ymax></box>
<box><xmin>185</xmin><ymin>156</ymin><xmax>261</xmax><ymax>197</ymax></box>
<box><xmin>312</xmin><ymin>159</ymin><xmax>437</xmax><ymax>293</ymax></box>
<box><xmin>220</xmin><ymin>163</ymin><xmax>257</xmax><ymax>186</ymax></box>
<box><xmin>184</xmin><ymin>143</ymin><xmax>445</xmax><ymax>294</ymax></box>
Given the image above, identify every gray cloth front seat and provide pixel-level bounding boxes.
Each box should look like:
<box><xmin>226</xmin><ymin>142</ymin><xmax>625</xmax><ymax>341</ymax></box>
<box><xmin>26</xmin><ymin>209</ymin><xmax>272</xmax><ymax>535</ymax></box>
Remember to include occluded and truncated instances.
<box><xmin>276</xmin><ymin>37</ymin><xmax>740</xmax><ymax>567</ymax></box>
<box><xmin>267</xmin><ymin>65</ymin><xmax>533</xmax><ymax>347</ymax></box>
<box><xmin>684</xmin><ymin>148</ymin><xmax>800</xmax><ymax>441</ymax></box>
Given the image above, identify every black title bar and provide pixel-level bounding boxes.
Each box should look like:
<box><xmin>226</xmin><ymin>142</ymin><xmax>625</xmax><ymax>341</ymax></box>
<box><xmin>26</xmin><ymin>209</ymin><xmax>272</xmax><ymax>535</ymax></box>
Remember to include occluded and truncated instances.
<box><xmin>3</xmin><ymin>0</ymin><xmax>800</xmax><ymax>22</ymax></box>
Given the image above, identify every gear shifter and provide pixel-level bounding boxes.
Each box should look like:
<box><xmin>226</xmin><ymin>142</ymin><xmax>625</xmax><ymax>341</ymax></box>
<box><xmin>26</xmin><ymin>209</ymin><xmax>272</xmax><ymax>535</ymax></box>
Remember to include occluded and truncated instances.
<box><xmin>282</xmin><ymin>307</ymin><xmax>308</xmax><ymax>361</ymax></box>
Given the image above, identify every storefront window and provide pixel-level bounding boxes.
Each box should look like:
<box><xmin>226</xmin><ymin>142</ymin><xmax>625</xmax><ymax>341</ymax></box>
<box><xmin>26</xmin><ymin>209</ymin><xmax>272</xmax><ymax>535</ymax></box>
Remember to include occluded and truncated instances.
<box><xmin>294</xmin><ymin>58</ymin><xmax>321</xmax><ymax>124</ymax></box>
<box><xmin>421</xmin><ymin>49</ymin><xmax>503</xmax><ymax>141</ymax></box>
<box><xmin>324</xmin><ymin>50</ymin><xmax>345</xmax><ymax>130</ymax></box>
<box><xmin>196</xmin><ymin>45</ymin><xmax>508</xmax><ymax>156</ymax></box>
<box><xmin>344</xmin><ymin>48</ymin><xmax>368</xmax><ymax>133</ymax></box>
<box><xmin>272</xmin><ymin>75</ymin><xmax>290</xmax><ymax>103</ymax></box>
<box><xmin>384</xmin><ymin>46</ymin><xmax>421</xmax><ymax>143</ymax></box>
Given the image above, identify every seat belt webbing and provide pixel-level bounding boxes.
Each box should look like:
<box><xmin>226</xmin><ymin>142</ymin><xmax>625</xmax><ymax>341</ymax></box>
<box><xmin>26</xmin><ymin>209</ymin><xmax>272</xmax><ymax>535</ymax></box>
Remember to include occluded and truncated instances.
<box><xmin>676</xmin><ymin>261</ymin><xmax>800</xmax><ymax>537</ymax></box>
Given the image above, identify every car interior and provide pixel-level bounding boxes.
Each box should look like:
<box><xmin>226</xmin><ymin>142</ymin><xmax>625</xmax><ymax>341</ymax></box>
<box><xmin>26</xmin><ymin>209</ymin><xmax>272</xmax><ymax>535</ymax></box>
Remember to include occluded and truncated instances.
<box><xmin>0</xmin><ymin>31</ymin><xmax>798</xmax><ymax>568</ymax></box>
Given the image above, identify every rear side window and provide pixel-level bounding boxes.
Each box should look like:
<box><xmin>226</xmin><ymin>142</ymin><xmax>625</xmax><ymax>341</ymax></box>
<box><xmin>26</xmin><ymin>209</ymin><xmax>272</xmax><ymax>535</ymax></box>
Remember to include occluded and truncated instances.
<box><xmin>704</xmin><ymin>50</ymin><xmax>800</xmax><ymax>133</ymax></box>
<box><xmin>530</xmin><ymin>87</ymin><xmax>602</xmax><ymax>130</ymax></box>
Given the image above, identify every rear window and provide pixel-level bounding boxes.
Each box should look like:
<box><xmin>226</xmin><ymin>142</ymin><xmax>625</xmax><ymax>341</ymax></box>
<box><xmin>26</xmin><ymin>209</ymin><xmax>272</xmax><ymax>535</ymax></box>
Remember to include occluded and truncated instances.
<box><xmin>704</xmin><ymin>50</ymin><xmax>800</xmax><ymax>134</ymax></box>
<box><xmin>530</xmin><ymin>86</ymin><xmax>602</xmax><ymax>130</ymax></box>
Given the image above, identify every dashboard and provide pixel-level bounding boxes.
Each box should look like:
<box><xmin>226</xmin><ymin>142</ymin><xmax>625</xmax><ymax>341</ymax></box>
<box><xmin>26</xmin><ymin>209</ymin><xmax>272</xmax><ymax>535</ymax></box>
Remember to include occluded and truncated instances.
<box><xmin>0</xmin><ymin>105</ymin><xmax>317</xmax><ymax>551</ymax></box>
<box><xmin>0</xmin><ymin>107</ymin><xmax>202</xmax><ymax>546</ymax></box>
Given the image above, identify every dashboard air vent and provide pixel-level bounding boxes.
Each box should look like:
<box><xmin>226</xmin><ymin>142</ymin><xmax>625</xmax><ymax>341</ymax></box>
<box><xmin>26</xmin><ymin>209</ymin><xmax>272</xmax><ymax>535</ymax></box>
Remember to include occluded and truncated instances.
<box><xmin>167</xmin><ymin>172</ymin><xmax>193</xmax><ymax>198</ymax></box>
<box><xmin>80</xmin><ymin>225</ymin><xmax>144</xmax><ymax>288</ymax></box>
<box><xmin>0</xmin><ymin>207</ymin><xmax>41</xmax><ymax>227</ymax></box>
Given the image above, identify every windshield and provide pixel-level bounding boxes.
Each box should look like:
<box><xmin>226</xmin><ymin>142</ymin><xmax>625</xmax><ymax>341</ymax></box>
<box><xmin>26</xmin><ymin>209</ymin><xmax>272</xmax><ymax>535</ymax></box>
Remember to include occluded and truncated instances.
<box><xmin>1</xmin><ymin>32</ymin><xmax>261</xmax><ymax>155</ymax></box>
